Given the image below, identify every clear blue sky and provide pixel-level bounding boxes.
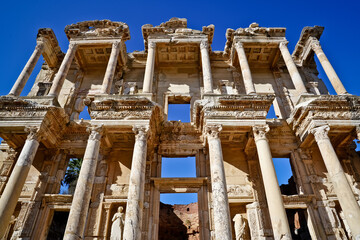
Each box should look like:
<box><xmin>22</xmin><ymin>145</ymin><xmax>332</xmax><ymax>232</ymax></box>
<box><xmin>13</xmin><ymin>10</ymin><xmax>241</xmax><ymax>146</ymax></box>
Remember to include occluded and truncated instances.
<box><xmin>1</xmin><ymin>0</ymin><xmax>359</xmax><ymax>204</ymax></box>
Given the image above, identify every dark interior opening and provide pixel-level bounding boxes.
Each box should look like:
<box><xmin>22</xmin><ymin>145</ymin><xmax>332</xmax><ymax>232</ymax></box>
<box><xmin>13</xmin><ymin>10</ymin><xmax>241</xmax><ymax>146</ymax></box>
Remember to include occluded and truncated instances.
<box><xmin>286</xmin><ymin>209</ymin><xmax>311</xmax><ymax>240</ymax></box>
<box><xmin>47</xmin><ymin>211</ymin><xmax>69</xmax><ymax>240</ymax></box>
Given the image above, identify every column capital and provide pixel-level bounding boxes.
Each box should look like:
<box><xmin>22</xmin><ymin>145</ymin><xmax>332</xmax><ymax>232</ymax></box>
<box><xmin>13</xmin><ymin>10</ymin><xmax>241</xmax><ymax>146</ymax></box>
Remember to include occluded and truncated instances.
<box><xmin>148</xmin><ymin>41</ymin><xmax>156</xmax><ymax>49</ymax></box>
<box><xmin>200</xmin><ymin>40</ymin><xmax>209</xmax><ymax>50</ymax></box>
<box><xmin>310</xmin><ymin>38</ymin><xmax>322</xmax><ymax>52</ymax></box>
<box><xmin>279</xmin><ymin>41</ymin><xmax>289</xmax><ymax>49</ymax></box>
<box><xmin>133</xmin><ymin>125</ymin><xmax>149</xmax><ymax>141</ymax></box>
<box><xmin>68</xmin><ymin>42</ymin><xmax>79</xmax><ymax>50</ymax></box>
<box><xmin>24</xmin><ymin>126</ymin><xmax>43</xmax><ymax>141</ymax></box>
<box><xmin>112</xmin><ymin>40</ymin><xmax>121</xmax><ymax>49</ymax></box>
<box><xmin>35</xmin><ymin>40</ymin><xmax>46</xmax><ymax>51</ymax></box>
<box><xmin>87</xmin><ymin>125</ymin><xmax>104</xmax><ymax>141</ymax></box>
<box><xmin>356</xmin><ymin>126</ymin><xmax>360</xmax><ymax>141</ymax></box>
<box><xmin>234</xmin><ymin>41</ymin><xmax>244</xmax><ymax>49</ymax></box>
<box><xmin>252</xmin><ymin>125</ymin><xmax>270</xmax><ymax>142</ymax></box>
<box><xmin>205</xmin><ymin>124</ymin><xmax>222</xmax><ymax>139</ymax></box>
<box><xmin>310</xmin><ymin>125</ymin><xmax>330</xmax><ymax>142</ymax></box>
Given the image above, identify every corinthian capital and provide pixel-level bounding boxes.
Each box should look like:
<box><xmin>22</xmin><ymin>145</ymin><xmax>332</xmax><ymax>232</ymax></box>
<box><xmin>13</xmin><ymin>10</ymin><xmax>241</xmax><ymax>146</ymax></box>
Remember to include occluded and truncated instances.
<box><xmin>279</xmin><ymin>41</ymin><xmax>289</xmax><ymax>49</ymax></box>
<box><xmin>133</xmin><ymin>125</ymin><xmax>149</xmax><ymax>141</ymax></box>
<box><xmin>87</xmin><ymin>125</ymin><xmax>104</xmax><ymax>141</ymax></box>
<box><xmin>112</xmin><ymin>40</ymin><xmax>121</xmax><ymax>49</ymax></box>
<box><xmin>35</xmin><ymin>40</ymin><xmax>46</xmax><ymax>51</ymax></box>
<box><xmin>148</xmin><ymin>41</ymin><xmax>156</xmax><ymax>49</ymax></box>
<box><xmin>200</xmin><ymin>40</ymin><xmax>209</xmax><ymax>50</ymax></box>
<box><xmin>205</xmin><ymin>124</ymin><xmax>222</xmax><ymax>139</ymax></box>
<box><xmin>310</xmin><ymin>125</ymin><xmax>330</xmax><ymax>142</ymax></box>
<box><xmin>310</xmin><ymin>37</ymin><xmax>322</xmax><ymax>52</ymax></box>
<box><xmin>68</xmin><ymin>42</ymin><xmax>78</xmax><ymax>50</ymax></box>
<box><xmin>234</xmin><ymin>42</ymin><xmax>244</xmax><ymax>50</ymax></box>
<box><xmin>252</xmin><ymin>125</ymin><xmax>270</xmax><ymax>142</ymax></box>
<box><xmin>25</xmin><ymin>126</ymin><xmax>42</xmax><ymax>141</ymax></box>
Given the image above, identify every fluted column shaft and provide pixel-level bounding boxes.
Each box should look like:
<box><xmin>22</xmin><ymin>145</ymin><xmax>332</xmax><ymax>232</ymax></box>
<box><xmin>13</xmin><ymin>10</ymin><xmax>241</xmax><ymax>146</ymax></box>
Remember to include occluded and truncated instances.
<box><xmin>0</xmin><ymin>127</ymin><xmax>41</xmax><ymax>238</ymax></box>
<box><xmin>206</xmin><ymin>125</ymin><xmax>232</xmax><ymax>240</ymax></box>
<box><xmin>101</xmin><ymin>41</ymin><xmax>121</xmax><ymax>94</ymax></box>
<box><xmin>311</xmin><ymin>125</ymin><xmax>360</xmax><ymax>238</ymax></box>
<box><xmin>279</xmin><ymin>42</ymin><xmax>307</xmax><ymax>94</ymax></box>
<box><xmin>9</xmin><ymin>41</ymin><xmax>45</xmax><ymax>96</ymax></box>
<box><xmin>143</xmin><ymin>41</ymin><xmax>156</xmax><ymax>93</ymax></box>
<box><xmin>235</xmin><ymin>42</ymin><xmax>256</xmax><ymax>94</ymax></box>
<box><xmin>253</xmin><ymin>125</ymin><xmax>291</xmax><ymax>240</ymax></box>
<box><xmin>63</xmin><ymin>126</ymin><xmax>103</xmax><ymax>240</ymax></box>
<box><xmin>310</xmin><ymin>38</ymin><xmax>347</xmax><ymax>94</ymax></box>
<box><xmin>48</xmin><ymin>42</ymin><xmax>78</xmax><ymax>98</ymax></box>
<box><xmin>123</xmin><ymin>126</ymin><xmax>149</xmax><ymax>240</ymax></box>
<box><xmin>200</xmin><ymin>41</ymin><xmax>213</xmax><ymax>93</ymax></box>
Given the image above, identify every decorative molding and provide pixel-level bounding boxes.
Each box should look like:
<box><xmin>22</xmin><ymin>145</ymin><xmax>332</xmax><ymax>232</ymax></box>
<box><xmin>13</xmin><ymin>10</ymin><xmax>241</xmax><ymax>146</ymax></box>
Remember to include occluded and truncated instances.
<box><xmin>205</xmin><ymin>124</ymin><xmax>222</xmax><ymax>139</ymax></box>
<box><xmin>310</xmin><ymin>125</ymin><xmax>330</xmax><ymax>142</ymax></box>
<box><xmin>252</xmin><ymin>125</ymin><xmax>269</xmax><ymax>142</ymax></box>
<box><xmin>133</xmin><ymin>125</ymin><xmax>149</xmax><ymax>141</ymax></box>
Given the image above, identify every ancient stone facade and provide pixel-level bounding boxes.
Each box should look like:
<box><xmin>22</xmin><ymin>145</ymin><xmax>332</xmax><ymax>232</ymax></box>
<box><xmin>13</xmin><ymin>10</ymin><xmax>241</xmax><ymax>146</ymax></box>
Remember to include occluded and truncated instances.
<box><xmin>0</xmin><ymin>18</ymin><xmax>359</xmax><ymax>239</ymax></box>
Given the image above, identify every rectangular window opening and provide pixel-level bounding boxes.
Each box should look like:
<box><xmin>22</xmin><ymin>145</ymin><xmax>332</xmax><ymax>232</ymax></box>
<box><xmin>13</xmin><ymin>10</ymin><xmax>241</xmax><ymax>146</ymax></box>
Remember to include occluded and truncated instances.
<box><xmin>60</xmin><ymin>158</ymin><xmax>82</xmax><ymax>194</ymax></box>
<box><xmin>285</xmin><ymin>209</ymin><xmax>312</xmax><ymax>239</ymax></box>
<box><xmin>273</xmin><ymin>158</ymin><xmax>297</xmax><ymax>195</ymax></box>
<box><xmin>159</xmin><ymin>193</ymin><xmax>199</xmax><ymax>240</ymax></box>
<box><xmin>47</xmin><ymin>210</ymin><xmax>69</xmax><ymax>239</ymax></box>
<box><xmin>167</xmin><ymin>104</ymin><xmax>191</xmax><ymax>122</ymax></box>
<box><xmin>161</xmin><ymin>157</ymin><xmax>196</xmax><ymax>178</ymax></box>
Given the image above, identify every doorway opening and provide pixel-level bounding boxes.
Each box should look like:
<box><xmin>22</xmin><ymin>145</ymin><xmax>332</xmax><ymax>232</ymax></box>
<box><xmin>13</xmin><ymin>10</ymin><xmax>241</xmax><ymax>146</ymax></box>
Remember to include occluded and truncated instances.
<box><xmin>47</xmin><ymin>211</ymin><xmax>69</xmax><ymax>239</ymax></box>
<box><xmin>159</xmin><ymin>193</ymin><xmax>199</xmax><ymax>240</ymax></box>
<box><xmin>60</xmin><ymin>158</ymin><xmax>82</xmax><ymax>194</ymax></box>
<box><xmin>286</xmin><ymin>209</ymin><xmax>311</xmax><ymax>239</ymax></box>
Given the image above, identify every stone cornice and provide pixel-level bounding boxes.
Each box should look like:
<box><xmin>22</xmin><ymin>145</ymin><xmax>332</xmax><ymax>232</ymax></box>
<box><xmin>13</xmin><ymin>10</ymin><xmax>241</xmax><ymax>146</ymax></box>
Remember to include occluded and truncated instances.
<box><xmin>287</xmin><ymin>95</ymin><xmax>360</xmax><ymax>141</ymax></box>
<box><xmin>37</xmin><ymin>28</ymin><xmax>65</xmax><ymax>69</ymax></box>
<box><xmin>65</xmin><ymin>20</ymin><xmax>130</xmax><ymax>41</ymax></box>
<box><xmin>225</xmin><ymin>23</ymin><xmax>286</xmax><ymax>55</ymax></box>
<box><xmin>292</xmin><ymin>26</ymin><xmax>324</xmax><ymax>65</ymax></box>
<box><xmin>141</xmin><ymin>17</ymin><xmax>214</xmax><ymax>52</ymax></box>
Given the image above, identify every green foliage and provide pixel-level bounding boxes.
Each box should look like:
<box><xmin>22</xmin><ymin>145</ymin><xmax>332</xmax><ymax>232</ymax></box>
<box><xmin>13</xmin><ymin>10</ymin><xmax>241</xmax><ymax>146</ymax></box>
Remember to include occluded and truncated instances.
<box><xmin>61</xmin><ymin>158</ymin><xmax>82</xmax><ymax>194</ymax></box>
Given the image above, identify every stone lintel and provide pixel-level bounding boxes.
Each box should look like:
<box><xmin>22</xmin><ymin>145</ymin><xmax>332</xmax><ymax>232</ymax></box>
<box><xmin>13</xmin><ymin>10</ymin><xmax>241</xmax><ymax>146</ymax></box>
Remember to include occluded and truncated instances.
<box><xmin>142</xmin><ymin>17</ymin><xmax>214</xmax><ymax>52</ymax></box>
<box><xmin>292</xmin><ymin>26</ymin><xmax>324</xmax><ymax>65</ymax></box>
<box><xmin>37</xmin><ymin>28</ymin><xmax>64</xmax><ymax>69</ymax></box>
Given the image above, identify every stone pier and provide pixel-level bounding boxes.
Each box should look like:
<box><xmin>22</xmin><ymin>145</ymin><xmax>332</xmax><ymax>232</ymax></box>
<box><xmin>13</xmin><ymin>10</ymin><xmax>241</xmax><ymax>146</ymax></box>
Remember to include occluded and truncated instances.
<box><xmin>200</xmin><ymin>41</ymin><xmax>213</xmax><ymax>93</ymax></box>
<box><xmin>310</xmin><ymin>38</ymin><xmax>348</xmax><ymax>95</ymax></box>
<box><xmin>63</xmin><ymin>125</ymin><xmax>103</xmax><ymax>240</ymax></box>
<box><xmin>101</xmin><ymin>41</ymin><xmax>121</xmax><ymax>94</ymax></box>
<box><xmin>0</xmin><ymin>127</ymin><xmax>41</xmax><ymax>238</ymax></box>
<box><xmin>48</xmin><ymin>42</ymin><xmax>78</xmax><ymax>98</ymax></box>
<box><xmin>311</xmin><ymin>125</ymin><xmax>360</xmax><ymax>238</ymax></box>
<box><xmin>143</xmin><ymin>41</ymin><xmax>156</xmax><ymax>93</ymax></box>
<box><xmin>252</xmin><ymin>125</ymin><xmax>291</xmax><ymax>240</ymax></box>
<box><xmin>123</xmin><ymin>126</ymin><xmax>149</xmax><ymax>240</ymax></box>
<box><xmin>234</xmin><ymin>42</ymin><xmax>256</xmax><ymax>94</ymax></box>
<box><xmin>205</xmin><ymin>125</ymin><xmax>232</xmax><ymax>240</ymax></box>
<box><xmin>9</xmin><ymin>41</ymin><xmax>45</xmax><ymax>96</ymax></box>
<box><xmin>279</xmin><ymin>41</ymin><xmax>307</xmax><ymax>94</ymax></box>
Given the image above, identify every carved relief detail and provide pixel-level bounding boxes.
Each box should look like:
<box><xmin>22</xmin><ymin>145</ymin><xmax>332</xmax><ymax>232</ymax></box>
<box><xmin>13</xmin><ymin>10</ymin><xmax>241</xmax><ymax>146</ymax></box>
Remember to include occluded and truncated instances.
<box><xmin>205</xmin><ymin>124</ymin><xmax>222</xmax><ymax>139</ymax></box>
<box><xmin>252</xmin><ymin>125</ymin><xmax>270</xmax><ymax>142</ymax></box>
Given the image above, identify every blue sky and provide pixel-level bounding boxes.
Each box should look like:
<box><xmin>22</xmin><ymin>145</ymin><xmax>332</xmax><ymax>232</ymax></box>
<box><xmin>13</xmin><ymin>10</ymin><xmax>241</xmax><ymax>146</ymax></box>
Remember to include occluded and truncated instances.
<box><xmin>1</xmin><ymin>0</ymin><xmax>359</xmax><ymax>204</ymax></box>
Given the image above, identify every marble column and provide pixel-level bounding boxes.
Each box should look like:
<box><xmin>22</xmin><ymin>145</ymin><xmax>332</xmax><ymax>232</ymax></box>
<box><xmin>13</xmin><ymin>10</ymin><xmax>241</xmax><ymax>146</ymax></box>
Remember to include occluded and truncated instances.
<box><xmin>310</xmin><ymin>38</ymin><xmax>348</xmax><ymax>95</ymax></box>
<box><xmin>63</xmin><ymin>125</ymin><xmax>103</xmax><ymax>240</ymax></box>
<box><xmin>0</xmin><ymin>127</ymin><xmax>41</xmax><ymax>238</ymax></box>
<box><xmin>101</xmin><ymin>41</ymin><xmax>121</xmax><ymax>94</ymax></box>
<box><xmin>310</xmin><ymin>125</ymin><xmax>360</xmax><ymax>238</ymax></box>
<box><xmin>252</xmin><ymin>125</ymin><xmax>291</xmax><ymax>240</ymax></box>
<box><xmin>200</xmin><ymin>41</ymin><xmax>213</xmax><ymax>93</ymax></box>
<box><xmin>279</xmin><ymin>41</ymin><xmax>307</xmax><ymax>94</ymax></box>
<box><xmin>9</xmin><ymin>41</ymin><xmax>45</xmax><ymax>96</ymax></box>
<box><xmin>234</xmin><ymin>42</ymin><xmax>256</xmax><ymax>94</ymax></box>
<box><xmin>123</xmin><ymin>126</ymin><xmax>149</xmax><ymax>240</ymax></box>
<box><xmin>48</xmin><ymin>42</ymin><xmax>78</xmax><ymax>98</ymax></box>
<box><xmin>205</xmin><ymin>125</ymin><xmax>232</xmax><ymax>240</ymax></box>
<box><xmin>143</xmin><ymin>41</ymin><xmax>156</xmax><ymax>93</ymax></box>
